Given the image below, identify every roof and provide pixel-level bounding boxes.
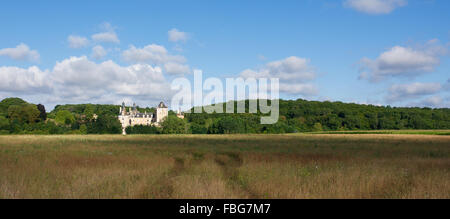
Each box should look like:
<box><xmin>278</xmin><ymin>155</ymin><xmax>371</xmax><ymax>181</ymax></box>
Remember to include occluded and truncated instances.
<box><xmin>134</xmin><ymin>113</ymin><xmax>152</xmax><ymax>118</ymax></box>
<box><xmin>158</xmin><ymin>101</ymin><xmax>168</xmax><ymax>108</ymax></box>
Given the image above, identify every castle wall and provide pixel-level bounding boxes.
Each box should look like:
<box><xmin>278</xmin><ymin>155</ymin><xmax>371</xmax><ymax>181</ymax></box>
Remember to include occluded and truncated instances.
<box><xmin>156</xmin><ymin>108</ymin><xmax>168</xmax><ymax>124</ymax></box>
<box><xmin>118</xmin><ymin>101</ymin><xmax>169</xmax><ymax>134</ymax></box>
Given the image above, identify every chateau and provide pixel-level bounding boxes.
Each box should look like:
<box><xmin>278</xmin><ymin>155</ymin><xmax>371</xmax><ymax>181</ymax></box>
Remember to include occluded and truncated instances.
<box><xmin>118</xmin><ymin>101</ymin><xmax>168</xmax><ymax>135</ymax></box>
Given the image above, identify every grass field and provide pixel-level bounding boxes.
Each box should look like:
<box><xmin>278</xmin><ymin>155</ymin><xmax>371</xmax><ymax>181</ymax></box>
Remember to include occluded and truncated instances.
<box><xmin>0</xmin><ymin>133</ymin><xmax>449</xmax><ymax>199</ymax></box>
<box><xmin>311</xmin><ymin>130</ymin><xmax>450</xmax><ymax>135</ymax></box>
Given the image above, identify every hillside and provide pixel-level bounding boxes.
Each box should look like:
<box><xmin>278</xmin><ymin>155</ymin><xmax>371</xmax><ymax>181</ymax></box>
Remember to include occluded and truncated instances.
<box><xmin>185</xmin><ymin>99</ymin><xmax>450</xmax><ymax>134</ymax></box>
<box><xmin>0</xmin><ymin>97</ymin><xmax>449</xmax><ymax>134</ymax></box>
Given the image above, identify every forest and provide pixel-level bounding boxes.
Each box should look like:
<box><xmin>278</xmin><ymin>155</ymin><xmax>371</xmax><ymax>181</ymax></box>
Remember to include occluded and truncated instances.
<box><xmin>0</xmin><ymin>97</ymin><xmax>449</xmax><ymax>135</ymax></box>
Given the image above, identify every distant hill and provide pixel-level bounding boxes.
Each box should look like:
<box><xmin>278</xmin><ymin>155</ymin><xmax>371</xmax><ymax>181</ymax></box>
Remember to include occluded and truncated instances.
<box><xmin>185</xmin><ymin>99</ymin><xmax>450</xmax><ymax>133</ymax></box>
<box><xmin>49</xmin><ymin>104</ymin><xmax>156</xmax><ymax>118</ymax></box>
<box><xmin>1</xmin><ymin>97</ymin><xmax>449</xmax><ymax>135</ymax></box>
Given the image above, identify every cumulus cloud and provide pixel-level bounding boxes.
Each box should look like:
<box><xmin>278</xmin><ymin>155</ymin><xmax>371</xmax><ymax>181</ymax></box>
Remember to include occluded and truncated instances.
<box><xmin>164</xmin><ymin>62</ymin><xmax>190</xmax><ymax>75</ymax></box>
<box><xmin>0</xmin><ymin>56</ymin><xmax>174</xmax><ymax>107</ymax></box>
<box><xmin>344</xmin><ymin>0</ymin><xmax>407</xmax><ymax>14</ymax></box>
<box><xmin>420</xmin><ymin>96</ymin><xmax>445</xmax><ymax>107</ymax></box>
<box><xmin>67</xmin><ymin>35</ymin><xmax>89</xmax><ymax>48</ymax></box>
<box><xmin>386</xmin><ymin>82</ymin><xmax>442</xmax><ymax>103</ymax></box>
<box><xmin>240</xmin><ymin>56</ymin><xmax>318</xmax><ymax>95</ymax></box>
<box><xmin>0</xmin><ymin>66</ymin><xmax>51</xmax><ymax>93</ymax></box>
<box><xmin>51</xmin><ymin>56</ymin><xmax>170</xmax><ymax>98</ymax></box>
<box><xmin>91</xmin><ymin>22</ymin><xmax>120</xmax><ymax>44</ymax></box>
<box><xmin>359</xmin><ymin>40</ymin><xmax>447</xmax><ymax>82</ymax></box>
<box><xmin>92</xmin><ymin>32</ymin><xmax>120</xmax><ymax>44</ymax></box>
<box><xmin>0</xmin><ymin>43</ymin><xmax>40</xmax><ymax>62</ymax></box>
<box><xmin>168</xmin><ymin>28</ymin><xmax>189</xmax><ymax>42</ymax></box>
<box><xmin>122</xmin><ymin>44</ymin><xmax>190</xmax><ymax>75</ymax></box>
<box><xmin>405</xmin><ymin>95</ymin><xmax>450</xmax><ymax>108</ymax></box>
<box><xmin>91</xmin><ymin>45</ymin><xmax>107</xmax><ymax>60</ymax></box>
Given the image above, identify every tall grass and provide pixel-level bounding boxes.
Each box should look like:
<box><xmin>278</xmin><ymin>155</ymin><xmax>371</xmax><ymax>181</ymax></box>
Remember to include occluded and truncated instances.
<box><xmin>0</xmin><ymin>134</ymin><xmax>448</xmax><ymax>198</ymax></box>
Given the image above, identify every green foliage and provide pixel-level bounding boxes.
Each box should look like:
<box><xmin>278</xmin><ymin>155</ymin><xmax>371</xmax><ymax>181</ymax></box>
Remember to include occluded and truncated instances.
<box><xmin>55</xmin><ymin>110</ymin><xmax>75</xmax><ymax>125</ymax></box>
<box><xmin>0</xmin><ymin>116</ymin><xmax>9</xmax><ymax>131</ymax></box>
<box><xmin>313</xmin><ymin>123</ymin><xmax>323</xmax><ymax>132</ymax></box>
<box><xmin>160</xmin><ymin>115</ymin><xmax>186</xmax><ymax>134</ymax></box>
<box><xmin>209</xmin><ymin>116</ymin><xmax>245</xmax><ymax>134</ymax></box>
<box><xmin>86</xmin><ymin>114</ymin><xmax>122</xmax><ymax>134</ymax></box>
<box><xmin>83</xmin><ymin>104</ymin><xmax>94</xmax><ymax>121</ymax></box>
<box><xmin>0</xmin><ymin>97</ymin><xmax>449</xmax><ymax>135</ymax></box>
<box><xmin>126</xmin><ymin>125</ymin><xmax>160</xmax><ymax>134</ymax></box>
<box><xmin>79</xmin><ymin>124</ymin><xmax>87</xmax><ymax>134</ymax></box>
<box><xmin>36</xmin><ymin>104</ymin><xmax>47</xmax><ymax>122</ymax></box>
<box><xmin>8</xmin><ymin>104</ymin><xmax>40</xmax><ymax>124</ymax></box>
<box><xmin>186</xmin><ymin>99</ymin><xmax>450</xmax><ymax>134</ymax></box>
<box><xmin>0</xmin><ymin>97</ymin><xmax>27</xmax><ymax>117</ymax></box>
<box><xmin>190</xmin><ymin>123</ymin><xmax>208</xmax><ymax>134</ymax></box>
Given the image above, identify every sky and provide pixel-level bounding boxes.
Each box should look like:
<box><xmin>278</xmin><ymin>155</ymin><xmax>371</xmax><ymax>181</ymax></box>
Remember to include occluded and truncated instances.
<box><xmin>0</xmin><ymin>0</ymin><xmax>449</xmax><ymax>110</ymax></box>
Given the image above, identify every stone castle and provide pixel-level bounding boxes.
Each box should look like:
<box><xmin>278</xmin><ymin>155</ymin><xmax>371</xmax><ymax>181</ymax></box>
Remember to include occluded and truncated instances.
<box><xmin>118</xmin><ymin>101</ymin><xmax>168</xmax><ymax>135</ymax></box>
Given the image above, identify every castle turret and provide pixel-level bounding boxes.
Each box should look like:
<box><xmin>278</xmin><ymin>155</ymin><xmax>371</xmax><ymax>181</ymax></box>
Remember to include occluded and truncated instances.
<box><xmin>155</xmin><ymin>101</ymin><xmax>168</xmax><ymax>124</ymax></box>
<box><xmin>121</xmin><ymin>102</ymin><xmax>126</xmax><ymax>115</ymax></box>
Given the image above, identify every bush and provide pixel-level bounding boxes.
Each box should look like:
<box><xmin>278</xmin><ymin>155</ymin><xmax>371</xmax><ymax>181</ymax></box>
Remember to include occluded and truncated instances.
<box><xmin>126</xmin><ymin>125</ymin><xmax>160</xmax><ymax>134</ymax></box>
<box><xmin>160</xmin><ymin>116</ymin><xmax>186</xmax><ymax>134</ymax></box>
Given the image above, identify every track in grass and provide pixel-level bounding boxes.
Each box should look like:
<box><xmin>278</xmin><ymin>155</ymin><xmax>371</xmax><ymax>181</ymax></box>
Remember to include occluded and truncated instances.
<box><xmin>214</xmin><ymin>152</ymin><xmax>261</xmax><ymax>199</ymax></box>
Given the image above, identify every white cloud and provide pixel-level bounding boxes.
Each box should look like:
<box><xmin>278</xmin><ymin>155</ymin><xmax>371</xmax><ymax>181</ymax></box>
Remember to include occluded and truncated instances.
<box><xmin>92</xmin><ymin>32</ymin><xmax>120</xmax><ymax>44</ymax></box>
<box><xmin>92</xmin><ymin>22</ymin><xmax>120</xmax><ymax>44</ymax></box>
<box><xmin>240</xmin><ymin>56</ymin><xmax>318</xmax><ymax>96</ymax></box>
<box><xmin>51</xmin><ymin>56</ymin><xmax>170</xmax><ymax>97</ymax></box>
<box><xmin>67</xmin><ymin>35</ymin><xmax>89</xmax><ymax>48</ymax></box>
<box><xmin>405</xmin><ymin>95</ymin><xmax>450</xmax><ymax>108</ymax></box>
<box><xmin>344</xmin><ymin>0</ymin><xmax>407</xmax><ymax>14</ymax></box>
<box><xmin>122</xmin><ymin>44</ymin><xmax>189</xmax><ymax>75</ymax></box>
<box><xmin>421</xmin><ymin>96</ymin><xmax>444</xmax><ymax>107</ymax></box>
<box><xmin>0</xmin><ymin>66</ymin><xmax>51</xmax><ymax>93</ymax></box>
<box><xmin>122</xmin><ymin>44</ymin><xmax>185</xmax><ymax>64</ymax></box>
<box><xmin>0</xmin><ymin>43</ymin><xmax>40</xmax><ymax>62</ymax></box>
<box><xmin>0</xmin><ymin>56</ymin><xmax>174</xmax><ymax>107</ymax></box>
<box><xmin>168</xmin><ymin>28</ymin><xmax>189</xmax><ymax>42</ymax></box>
<box><xmin>164</xmin><ymin>62</ymin><xmax>190</xmax><ymax>75</ymax></box>
<box><xmin>386</xmin><ymin>82</ymin><xmax>441</xmax><ymax>102</ymax></box>
<box><xmin>91</xmin><ymin>45</ymin><xmax>107</xmax><ymax>60</ymax></box>
<box><xmin>359</xmin><ymin>40</ymin><xmax>447</xmax><ymax>82</ymax></box>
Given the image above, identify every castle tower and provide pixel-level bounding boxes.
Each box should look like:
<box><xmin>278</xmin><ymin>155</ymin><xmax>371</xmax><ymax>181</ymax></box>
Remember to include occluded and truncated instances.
<box><xmin>132</xmin><ymin>103</ymin><xmax>137</xmax><ymax>115</ymax></box>
<box><xmin>121</xmin><ymin>102</ymin><xmax>126</xmax><ymax>115</ymax></box>
<box><xmin>155</xmin><ymin>101</ymin><xmax>168</xmax><ymax>124</ymax></box>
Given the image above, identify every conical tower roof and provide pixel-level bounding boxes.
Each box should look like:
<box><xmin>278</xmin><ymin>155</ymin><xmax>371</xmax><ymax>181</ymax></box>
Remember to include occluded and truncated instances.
<box><xmin>158</xmin><ymin>101</ymin><xmax>168</xmax><ymax>108</ymax></box>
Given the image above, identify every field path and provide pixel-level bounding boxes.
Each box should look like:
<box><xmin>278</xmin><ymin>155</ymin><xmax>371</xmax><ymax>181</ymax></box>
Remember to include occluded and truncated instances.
<box><xmin>214</xmin><ymin>152</ymin><xmax>261</xmax><ymax>199</ymax></box>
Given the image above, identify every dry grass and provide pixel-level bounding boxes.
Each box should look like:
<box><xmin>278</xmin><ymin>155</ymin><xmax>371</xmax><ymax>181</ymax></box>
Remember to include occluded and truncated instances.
<box><xmin>0</xmin><ymin>134</ymin><xmax>449</xmax><ymax>199</ymax></box>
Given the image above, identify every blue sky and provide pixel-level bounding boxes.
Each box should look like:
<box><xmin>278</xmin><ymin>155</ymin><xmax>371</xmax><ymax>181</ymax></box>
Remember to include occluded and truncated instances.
<box><xmin>0</xmin><ymin>0</ymin><xmax>449</xmax><ymax>110</ymax></box>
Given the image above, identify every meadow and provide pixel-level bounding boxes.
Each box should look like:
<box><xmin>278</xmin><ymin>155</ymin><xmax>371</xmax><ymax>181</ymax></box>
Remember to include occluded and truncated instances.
<box><xmin>0</xmin><ymin>133</ymin><xmax>449</xmax><ymax>199</ymax></box>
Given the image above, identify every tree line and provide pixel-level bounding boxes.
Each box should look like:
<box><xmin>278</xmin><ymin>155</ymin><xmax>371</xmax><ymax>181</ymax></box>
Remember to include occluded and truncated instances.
<box><xmin>185</xmin><ymin>99</ymin><xmax>450</xmax><ymax>134</ymax></box>
<box><xmin>0</xmin><ymin>97</ymin><xmax>449</xmax><ymax>135</ymax></box>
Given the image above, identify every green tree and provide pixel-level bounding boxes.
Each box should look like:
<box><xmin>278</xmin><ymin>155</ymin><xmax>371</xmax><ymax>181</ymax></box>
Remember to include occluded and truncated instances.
<box><xmin>8</xmin><ymin>104</ymin><xmax>40</xmax><ymax>124</ymax></box>
<box><xmin>83</xmin><ymin>104</ymin><xmax>94</xmax><ymax>121</ymax></box>
<box><xmin>190</xmin><ymin>123</ymin><xmax>208</xmax><ymax>134</ymax></box>
<box><xmin>160</xmin><ymin>115</ymin><xmax>186</xmax><ymax>134</ymax></box>
<box><xmin>209</xmin><ymin>116</ymin><xmax>245</xmax><ymax>134</ymax></box>
<box><xmin>79</xmin><ymin>124</ymin><xmax>87</xmax><ymax>134</ymax></box>
<box><xmin>0</xmin><ymin>116</ymin><xmax>9</xmax><ymax>131</ymax></box>
<box><xmin>55</xmin><ymin>110</ymin><xmax>75</xmax><ymax>125</ymax></box>
<box><xmin>36</xmin><ymin>104</ymin><xmax>47</xmax><ymax>122</ymax></box>
<box><xmin>86</xmin><ymin>114</ymin><xmax>122</xmax><ymax>134</ymax></box>
<box><xmin>0</xmin><ymin>97</ymin><xmax>27</xmax><ymax>116</ymax></box>
<box><xmin>126</xmin><ymin>125</ymin><xmax>160</xmax><ymax>134</ymax></box>
<box><xmin>313</xmin><ymin>122</ymin><xmax>323</xmax><ymax>132</ymax></box>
